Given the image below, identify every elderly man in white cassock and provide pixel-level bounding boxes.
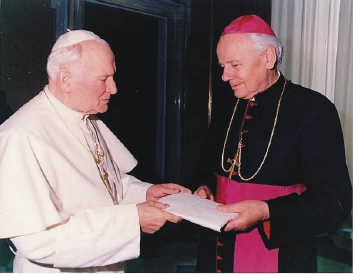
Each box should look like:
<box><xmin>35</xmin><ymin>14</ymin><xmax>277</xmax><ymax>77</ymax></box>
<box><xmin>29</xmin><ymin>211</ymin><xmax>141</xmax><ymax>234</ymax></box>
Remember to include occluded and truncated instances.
<box><xmin>0</xmin><ymin>30</ymin><xmax>191</xmax><ymax>272</ymax></box>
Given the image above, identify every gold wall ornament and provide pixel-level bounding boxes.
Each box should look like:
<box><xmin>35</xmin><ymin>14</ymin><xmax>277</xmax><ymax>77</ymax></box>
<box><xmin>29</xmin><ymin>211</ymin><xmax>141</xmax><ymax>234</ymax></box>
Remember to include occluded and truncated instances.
<box><xmin>207</xmin><ymin>0</ymin><xmax>214</xmax><ymax>128</ymax></box>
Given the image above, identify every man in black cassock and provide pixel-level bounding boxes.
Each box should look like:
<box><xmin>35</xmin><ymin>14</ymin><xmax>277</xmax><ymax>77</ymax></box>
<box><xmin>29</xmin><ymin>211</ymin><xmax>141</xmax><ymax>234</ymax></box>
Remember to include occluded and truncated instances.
<box><xmin>193</xmin><ymin>14</ymin><xmax>352</xmax><ymax>273</ymax></box>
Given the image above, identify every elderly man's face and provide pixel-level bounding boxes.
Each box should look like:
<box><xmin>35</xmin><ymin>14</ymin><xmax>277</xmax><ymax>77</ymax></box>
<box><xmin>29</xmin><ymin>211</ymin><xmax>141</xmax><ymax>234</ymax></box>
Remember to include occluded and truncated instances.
<box><xmin>216</xmin><ymin>33</ymin><xmax>273</xmax><ymax>99</ymax></box>
<box><xmin>67</xmin><ymin>40</ymin><xmax>117</xmax><ymax>114</ymax></box>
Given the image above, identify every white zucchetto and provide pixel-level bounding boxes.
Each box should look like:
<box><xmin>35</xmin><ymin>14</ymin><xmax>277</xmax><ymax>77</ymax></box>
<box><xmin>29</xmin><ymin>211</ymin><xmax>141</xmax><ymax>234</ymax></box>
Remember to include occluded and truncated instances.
<box><xmin>51</xmin><ymin>30</ymin><xmax>102</xmax><ymax>52</ymax></box>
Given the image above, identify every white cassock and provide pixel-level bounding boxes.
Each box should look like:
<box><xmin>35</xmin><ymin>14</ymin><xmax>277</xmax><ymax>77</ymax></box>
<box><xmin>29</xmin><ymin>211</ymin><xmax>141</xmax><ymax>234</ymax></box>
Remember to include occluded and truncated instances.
<box><xmin>0</xmin><ymin>89</ymin><xmax>152</xmax><ymax>272</ymax></box>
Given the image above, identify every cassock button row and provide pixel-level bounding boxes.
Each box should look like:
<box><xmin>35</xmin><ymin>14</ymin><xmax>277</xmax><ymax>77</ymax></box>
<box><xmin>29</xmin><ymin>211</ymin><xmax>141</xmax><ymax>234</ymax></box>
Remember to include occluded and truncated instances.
<box><xmin>232</xmin><ymin>171</ymin><xmax>238</xmax><ymax>175</ymax></box>
<box><xmin>216</xmin><ymin>255</ymin><xmax>223</xmax><ymax>261</ymax></box>
<box><xmin>217</xmin><ymin>241</ymin><xmax>224</xmax><ymax>247</ymax></box>
<box><xmin>245</xmin><ymin>114</ymin><xmax>252</xmax><ymax>119</ymax></box>
<box><xmin>217</xmin><ymin>269</ymin><xmax>222</xmax><ymax>273</ymax></box>
<box><xmin>242</xmin><ymin>129</ymin><xmax>249</xmax><ymax>133</ymax></box>
<box><xmin>249</xmin><ymin>101</ymin><xmax>257</xmax><ymax>107</ymax></box>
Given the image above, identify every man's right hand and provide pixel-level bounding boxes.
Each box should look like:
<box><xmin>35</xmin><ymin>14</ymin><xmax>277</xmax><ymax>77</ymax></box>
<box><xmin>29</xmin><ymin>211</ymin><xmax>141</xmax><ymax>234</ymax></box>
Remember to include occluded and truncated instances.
<box><xmin>194</xmin><ymin>185</ymin><xmax>215</xmax><ymax>201</ymax></box>
<box><xmin>136</xmin><ymin>201</ymin><xmax>182</xmax><ymax>234</ymax></box>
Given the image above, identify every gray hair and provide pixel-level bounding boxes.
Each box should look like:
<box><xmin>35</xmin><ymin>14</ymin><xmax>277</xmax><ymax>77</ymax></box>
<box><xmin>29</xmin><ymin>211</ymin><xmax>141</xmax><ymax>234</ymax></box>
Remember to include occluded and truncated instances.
<box><xmin>248</xmin><ymin>33</ymin><xmax>284</xmax><ymax>68</ymax></box>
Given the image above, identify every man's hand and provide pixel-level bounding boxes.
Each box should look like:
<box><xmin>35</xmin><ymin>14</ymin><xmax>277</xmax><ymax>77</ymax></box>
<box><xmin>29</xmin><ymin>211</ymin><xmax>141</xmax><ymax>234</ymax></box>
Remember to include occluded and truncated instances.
<box><xmin>146</xmin><ymin>183</ymin><xmax>191</xmax><ymax>201</ymax></box>
<box><xmin>217</xmin><ymin>200</ymin><xmax>269</xmax><ymax>232</ymax></box>
<box><xmin>194</xmin><ymin>185</ymin><xmax>215</xmax><ymax>201</ymax></box>
<box><xmin>136</xmin><ymin>201</ymin><xmax>182</xmax><ymax>234</ymax></box>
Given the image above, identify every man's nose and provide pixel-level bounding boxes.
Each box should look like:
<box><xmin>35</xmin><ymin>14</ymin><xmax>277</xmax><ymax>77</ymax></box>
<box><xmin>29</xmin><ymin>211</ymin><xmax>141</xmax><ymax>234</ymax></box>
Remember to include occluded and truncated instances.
<box><xmin>107</xmin><ymin>78</ymin><xmax>118</xmax><ymax>94</ymax></box>
<box><xmin>221</xmin><ymin>67</ymin><xmax>232</xmax><ymax>82</ymax></box>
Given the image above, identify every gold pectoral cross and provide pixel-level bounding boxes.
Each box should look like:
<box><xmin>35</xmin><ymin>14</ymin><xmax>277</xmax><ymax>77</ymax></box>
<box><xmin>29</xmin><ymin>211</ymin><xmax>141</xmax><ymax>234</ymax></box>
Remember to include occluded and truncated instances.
<box><xmin>227</xmin><ymin>158</ymin><xmax>237</xmax><ymax>179</ymax></box>
<box><xmin>99</xmin><ymin>166</ymin><xmax>112</xmax><ymax>193</ymax></box>
<box><xmin>95</xmin><ymin>149</ymin><xmax>103</xmax><ymax>165</ymax></box>
<box><xmin>95</xmin><ymin>148</ymin><xmax>112</xmax><ymax>193</ymax></box>
<box><xmin>227</xmin><ymin>144</ymin><xmax>241</xmax><ymax>179</ymax></box>
<box><xmin>227</xmin><ymin>158</ymin><xmax>236</xmax><ymax>179</ymax></box>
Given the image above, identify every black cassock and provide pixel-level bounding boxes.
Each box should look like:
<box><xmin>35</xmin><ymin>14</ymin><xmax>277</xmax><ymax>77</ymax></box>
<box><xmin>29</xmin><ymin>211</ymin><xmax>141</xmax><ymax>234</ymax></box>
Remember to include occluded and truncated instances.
<box><xmin>194</xmin><ymin>74</ymin><xmax>352</xmax><ymax>273</ymax></box>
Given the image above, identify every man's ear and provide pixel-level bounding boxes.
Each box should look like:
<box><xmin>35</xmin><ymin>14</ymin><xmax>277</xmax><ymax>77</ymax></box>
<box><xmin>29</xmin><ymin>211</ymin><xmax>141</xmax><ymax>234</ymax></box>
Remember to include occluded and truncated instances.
<box><xmin>58</xmin><ymin>69</ymin><xmax>71</xmax><ymax>92</ymax></box>
<box><xmin>264</xmin><ymin>46</ymin><xmax>277</xmax><ymax>70</ymax></box>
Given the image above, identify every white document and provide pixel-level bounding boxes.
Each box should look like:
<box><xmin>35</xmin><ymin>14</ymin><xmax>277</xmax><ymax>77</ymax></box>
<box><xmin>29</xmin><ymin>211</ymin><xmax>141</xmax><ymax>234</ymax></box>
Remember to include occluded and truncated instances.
<box><xmin>159</xmin><ymin>192</ymin><xmax>238</xmax><ymax>232</ymax></box>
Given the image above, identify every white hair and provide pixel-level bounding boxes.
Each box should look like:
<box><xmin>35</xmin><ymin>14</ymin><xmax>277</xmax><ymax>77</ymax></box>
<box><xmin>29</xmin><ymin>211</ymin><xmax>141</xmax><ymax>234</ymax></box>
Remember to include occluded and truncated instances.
<box><xmin>247</xmin><ymin>33</ymin><xmax>284</xmax><ymax>68</ymax></box>
<box><xmin>46</xmin><ymin>30</ymin><xmax>108</xmax><ymax>81</ymax></box>
<box><xmin>47</xmin><ymin>43</ymin><xmax>82</xmax><ymax>80</ymax></box>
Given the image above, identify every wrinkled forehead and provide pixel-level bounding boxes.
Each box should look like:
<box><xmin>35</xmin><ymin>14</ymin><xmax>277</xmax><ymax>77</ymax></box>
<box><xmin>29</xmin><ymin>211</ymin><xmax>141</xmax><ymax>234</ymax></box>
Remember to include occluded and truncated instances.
<box><xmin>216</xmin><ymin>34</ymin><xmax>258</xmax><ymax>64</ymax></box>
<box><xmin>74</xmin><ymin>41</ymin><xmax>116</xmax><ymax>74</ymax></box>
<box><xmin>80</xmin><ymin>40</ymin><xmax>114</xmax><ymax>60</ymax></box>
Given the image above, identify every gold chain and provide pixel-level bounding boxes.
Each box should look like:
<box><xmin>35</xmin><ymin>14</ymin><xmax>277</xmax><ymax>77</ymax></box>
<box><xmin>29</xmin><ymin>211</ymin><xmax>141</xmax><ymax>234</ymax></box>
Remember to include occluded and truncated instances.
<box><xmin>221</xmin><ymin>99</ymin><xmax>240</xmax><ymax>172</ymax></box>
<box><xmin>221</xmin><ymin>79</ymin><xmax>287</xmax><ymax>181</ymax></box>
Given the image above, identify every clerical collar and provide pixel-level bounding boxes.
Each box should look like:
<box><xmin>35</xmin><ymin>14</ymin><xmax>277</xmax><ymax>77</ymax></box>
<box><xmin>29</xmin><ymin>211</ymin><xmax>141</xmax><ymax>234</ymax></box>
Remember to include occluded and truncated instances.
<box><xmin>252</xmin><ymin>73</ymin><xmax>286</xmax><ymax>104</ymax></box>
<box><xmin>250</xmin><ymin>71</ymin><xmax>281</xmax><ymax>102</ymax></box>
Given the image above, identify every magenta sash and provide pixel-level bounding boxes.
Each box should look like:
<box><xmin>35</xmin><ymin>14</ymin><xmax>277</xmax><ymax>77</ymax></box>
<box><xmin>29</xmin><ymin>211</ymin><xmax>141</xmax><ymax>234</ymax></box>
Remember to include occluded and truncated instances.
<box><xmin>216</xmin><ymin>174</ymin><xmax>306</xmax><ymax>272</ymax></box>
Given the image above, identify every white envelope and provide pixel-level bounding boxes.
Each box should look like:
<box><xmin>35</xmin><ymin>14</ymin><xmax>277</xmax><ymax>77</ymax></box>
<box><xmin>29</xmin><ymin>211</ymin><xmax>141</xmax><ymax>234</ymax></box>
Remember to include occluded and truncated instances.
<box><xmin>159</xmin><ymin>192</ymin><xmax>238</xmax><ymax>232</ymax></box>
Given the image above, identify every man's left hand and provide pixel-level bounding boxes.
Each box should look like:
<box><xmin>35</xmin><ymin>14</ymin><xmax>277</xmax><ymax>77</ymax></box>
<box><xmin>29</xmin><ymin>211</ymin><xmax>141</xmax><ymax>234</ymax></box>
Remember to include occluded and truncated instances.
<box><xmin>146</xmin><ymin>183</ymin><xmax>191</xmax><ymax>201</ymax></box>
<box><xmin>217</xmin><ymin>200</ymin><xmax>270</xmax><ymax>232</ymax></box>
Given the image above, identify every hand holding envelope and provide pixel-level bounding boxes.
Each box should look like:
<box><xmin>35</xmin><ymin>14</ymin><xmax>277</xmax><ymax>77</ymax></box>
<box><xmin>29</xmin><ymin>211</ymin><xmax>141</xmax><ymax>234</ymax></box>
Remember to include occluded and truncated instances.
<box><xmin>159</xmin><ymin>192</ymin><xmax>238</xmax><ymax>232</ymax></box>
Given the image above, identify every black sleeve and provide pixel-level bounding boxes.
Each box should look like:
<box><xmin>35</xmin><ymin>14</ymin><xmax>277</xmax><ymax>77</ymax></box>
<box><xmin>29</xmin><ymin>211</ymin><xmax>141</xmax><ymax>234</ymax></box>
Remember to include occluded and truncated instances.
<box><xmin>260</xmin><ymin>100</ymin><xmax>352</xmax><ymax>249</ymax></box>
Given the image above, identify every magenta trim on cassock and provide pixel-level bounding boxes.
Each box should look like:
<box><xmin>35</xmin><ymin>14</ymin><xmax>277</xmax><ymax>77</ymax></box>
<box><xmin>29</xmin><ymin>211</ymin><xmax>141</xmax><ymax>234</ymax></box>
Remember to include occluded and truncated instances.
<box><xmin>216</xmin><ymin>174</ymin><xmax>306</xmax><ymax>272</ymax></box>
